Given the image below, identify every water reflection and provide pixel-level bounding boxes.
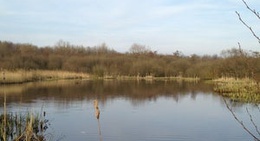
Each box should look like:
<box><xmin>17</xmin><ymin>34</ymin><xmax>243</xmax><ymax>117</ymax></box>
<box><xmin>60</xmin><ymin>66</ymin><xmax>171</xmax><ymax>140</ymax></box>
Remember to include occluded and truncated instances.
<box><xmin>0</xmin><ymin>80</ymin><xmax>259</xmax><ymax>141</ymax></box>
<box><xmin>0</xmin><ymin>80</ymin><xmax>214</xmax><ymax>108</ymax></box>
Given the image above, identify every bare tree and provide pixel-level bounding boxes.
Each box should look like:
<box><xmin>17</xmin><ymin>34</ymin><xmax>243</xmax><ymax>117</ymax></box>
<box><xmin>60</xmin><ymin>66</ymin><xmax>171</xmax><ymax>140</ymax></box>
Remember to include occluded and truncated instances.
<box><xmin>129</xmin><ymin>43</ymin><xmax>151</xmax><ymax>54</ymax></box>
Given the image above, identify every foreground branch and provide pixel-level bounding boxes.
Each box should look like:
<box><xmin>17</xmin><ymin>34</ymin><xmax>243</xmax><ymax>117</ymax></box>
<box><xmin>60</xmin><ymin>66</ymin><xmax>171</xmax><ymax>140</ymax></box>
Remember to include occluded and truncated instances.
<box><xmin>224</xmin><ymin>99</ymin><xmax>260</xmax><ymax>141</ymax></box>
<box><xmin>242</xmin><ymin>0</ymin><xmax>260</xmax><ymax>20</ymax></box>
<box><xmin>246</xmin><ymin>107</ymin><xmax>260</xmax><ymax>136</ymax></box>
<box><xmin>236</xmin><ymin>11</ymin><xmax>260</xmax><ymax>44</ymax></box>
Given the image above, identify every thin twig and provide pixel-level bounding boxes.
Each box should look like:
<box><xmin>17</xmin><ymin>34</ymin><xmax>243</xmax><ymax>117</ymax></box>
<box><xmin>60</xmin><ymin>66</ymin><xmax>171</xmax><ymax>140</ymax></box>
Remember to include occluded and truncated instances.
<box><xmin>238</xmin><ymin>42</ymin><xmax>244</xmax><ymax>56</ymax></box>
<box><xmin>235</xmin><ymin>11</ymin><xmax>260</xmax><ymax>44</ymax></box>
<box><xmin>224</xmin><ymin>99</ymin><xmax>260</xmax><ymax>141</ymax></box>
<box><xmin>246</xmin><ymin>107</ymin><xmax>260</xmax><ymax>136</ymax></box>
<box><xmin>242</xmin><ymin>0</ymin><xmax>260</xmax><ymax>20</ymax></box>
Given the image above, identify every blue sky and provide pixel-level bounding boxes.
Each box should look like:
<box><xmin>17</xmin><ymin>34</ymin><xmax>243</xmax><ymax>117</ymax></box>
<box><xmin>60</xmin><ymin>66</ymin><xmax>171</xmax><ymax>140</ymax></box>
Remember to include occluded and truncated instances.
<box><xmin>0</xmin><ymin>0</ymin><xmax>259</xmax><ymax>55</ymax></box>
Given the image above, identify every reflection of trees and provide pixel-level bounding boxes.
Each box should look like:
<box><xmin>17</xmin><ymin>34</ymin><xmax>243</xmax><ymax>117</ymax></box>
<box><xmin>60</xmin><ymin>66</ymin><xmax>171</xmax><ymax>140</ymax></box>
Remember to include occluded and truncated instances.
<box><xmin>0</xmin><ymin>80</ymin><xmax>214</xmax><ymax>107</ymax></box>
<box><xmin>224</xmin><ymin>99</ymin><xmax>260</xmax><ymax>141</ymax></box>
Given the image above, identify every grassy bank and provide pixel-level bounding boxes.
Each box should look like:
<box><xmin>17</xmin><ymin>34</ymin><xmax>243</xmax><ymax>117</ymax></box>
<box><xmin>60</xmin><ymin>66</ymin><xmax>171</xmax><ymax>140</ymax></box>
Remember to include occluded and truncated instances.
<box><xmin>0</xmin><ymin>70</ymin><xmax>90</xmax><ymax>84</ymax></box>
<box><xmin>0</xmin><ymin>69</ymin><xmax>201</xmax><ymax>84</ymax></box>
<box><xmin>213</xmin><ymin>77</ymin><xmax>260</xmax><ymax>103</ymax></box>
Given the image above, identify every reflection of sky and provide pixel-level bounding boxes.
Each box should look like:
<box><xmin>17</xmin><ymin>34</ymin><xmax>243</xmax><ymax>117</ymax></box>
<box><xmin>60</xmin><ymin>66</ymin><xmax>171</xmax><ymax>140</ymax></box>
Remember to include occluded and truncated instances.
<box><xmin>1</xmin><ymin>0</ymin><xmax>260</xmax><ymax>55</ymax></box>
<box><xmin>0</xmin><ymin>80</ymin><xmax>259</xmax><ymax>140</ymax></box>
<box><xmin>3</xmin><ymin>93</ymin><xmax>258</xmax><ymax>141</ymax></box>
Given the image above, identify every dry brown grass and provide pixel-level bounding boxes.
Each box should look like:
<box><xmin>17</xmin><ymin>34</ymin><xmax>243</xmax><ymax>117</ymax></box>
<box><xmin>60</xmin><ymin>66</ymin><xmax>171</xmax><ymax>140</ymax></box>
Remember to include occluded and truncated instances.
<box><xmin>213</xmin><ymin>77</ymin><xmax>260</xmax><ymax>103</ymax></box>
<box><xmin>0</xmin><ymin>70</ymin><xmax>90</xmax><ymax>84</ymax></box>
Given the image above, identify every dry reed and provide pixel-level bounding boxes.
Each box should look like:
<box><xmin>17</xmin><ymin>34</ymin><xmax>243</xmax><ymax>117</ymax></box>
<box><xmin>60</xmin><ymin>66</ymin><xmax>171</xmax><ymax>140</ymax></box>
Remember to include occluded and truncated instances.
<box><xmin>0</xmin><ymin>70</ymin><xmax>89</xmax><ymax>84</ymax></box>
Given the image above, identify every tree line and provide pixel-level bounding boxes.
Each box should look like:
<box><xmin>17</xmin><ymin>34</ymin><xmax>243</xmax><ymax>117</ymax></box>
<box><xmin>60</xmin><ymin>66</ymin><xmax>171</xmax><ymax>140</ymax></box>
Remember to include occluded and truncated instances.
<box><xmin>1</xmin><ymin>40</ymin><xmax>260</xmax><ymax>80</ymax></box>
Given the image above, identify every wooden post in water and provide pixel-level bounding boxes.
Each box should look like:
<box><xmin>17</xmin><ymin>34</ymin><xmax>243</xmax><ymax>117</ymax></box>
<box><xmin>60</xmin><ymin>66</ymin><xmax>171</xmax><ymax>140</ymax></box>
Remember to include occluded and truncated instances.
<box><xmin>94</xmin><ymin>99</ymin><xmax>102</xmax><ymax>141</ymax></box>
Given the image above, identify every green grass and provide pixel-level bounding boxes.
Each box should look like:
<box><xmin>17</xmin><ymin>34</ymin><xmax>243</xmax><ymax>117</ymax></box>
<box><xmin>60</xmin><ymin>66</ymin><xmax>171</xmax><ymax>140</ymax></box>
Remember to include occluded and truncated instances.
<box><xmin>213</xmin><ymin>77</ymin><xmax>260</xmax><ymax>103</ymax></box>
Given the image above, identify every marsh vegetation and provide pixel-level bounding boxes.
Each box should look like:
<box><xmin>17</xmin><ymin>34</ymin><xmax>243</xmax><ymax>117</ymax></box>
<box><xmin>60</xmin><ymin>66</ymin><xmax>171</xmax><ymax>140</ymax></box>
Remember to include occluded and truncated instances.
<box><xmin>1</xmin><ymin>41</ymin><xmax>260</xmax><ymax>80</ymax></box>
<box><xmin>213</xmin><ymin>77</ymin><xmax>260</xmax><ymax>103</ymax></box>
<box><xmin>0</xmin><ymin>111</ymin><xmax>49</xmax><ymax>141</ymax></box>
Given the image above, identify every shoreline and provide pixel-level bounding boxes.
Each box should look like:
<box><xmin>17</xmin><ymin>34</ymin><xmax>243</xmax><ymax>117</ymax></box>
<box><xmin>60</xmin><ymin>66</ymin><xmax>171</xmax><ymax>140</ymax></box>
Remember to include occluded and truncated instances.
<box><xmin>1</xmin><ymin>71</ymin><xmax>260</xmax><ymax>103</ymax></box>
<box><xmin>0</xmin><ymin>70</ymin><xmax>200</xmax><ymax>85</ymax></box>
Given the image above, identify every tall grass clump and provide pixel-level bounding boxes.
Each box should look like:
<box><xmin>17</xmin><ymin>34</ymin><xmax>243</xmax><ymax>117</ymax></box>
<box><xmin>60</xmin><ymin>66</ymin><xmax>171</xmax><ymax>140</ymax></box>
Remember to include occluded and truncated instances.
<box><xmin>0</xmin><ymin>111</ymin><xmax>49</xmax><ymax>141</ymax></box>
<box><xmin>213</xmin><ymin>77</ymin><xmax>260</xmax><ymax>103</ymax></box>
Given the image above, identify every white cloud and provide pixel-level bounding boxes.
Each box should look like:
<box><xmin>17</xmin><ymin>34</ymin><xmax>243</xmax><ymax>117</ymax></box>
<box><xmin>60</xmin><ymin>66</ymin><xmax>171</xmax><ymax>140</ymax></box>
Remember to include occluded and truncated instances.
<box><xmin>1</xmin><ymin>0</ymin><xmax>260</xmax><ymax>54</ymax></box>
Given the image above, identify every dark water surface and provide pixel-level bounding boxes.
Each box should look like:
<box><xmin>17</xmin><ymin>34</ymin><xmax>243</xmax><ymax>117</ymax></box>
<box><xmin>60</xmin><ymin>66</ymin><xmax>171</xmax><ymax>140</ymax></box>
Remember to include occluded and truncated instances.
<box><xmin>0</xmin><ymin>80</ymin><xmax>259</xmax><ymax>141</ymax></box>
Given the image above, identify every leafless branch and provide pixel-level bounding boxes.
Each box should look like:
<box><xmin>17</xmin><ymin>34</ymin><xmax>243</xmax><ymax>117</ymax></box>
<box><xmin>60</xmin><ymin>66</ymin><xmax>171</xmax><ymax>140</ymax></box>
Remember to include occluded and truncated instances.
<box><xmin>246</xmin><ymin>107</ymin><xmax>260</xmax><ymax>136</ymax></box>
<box><xmin>238</xmin><ymin>42</ymin><xmax>243</xmax><ymax>55</ymax></box>
<box><xmin>242</xmin><ymin>0</ymin><xmax>260</xmax><ymax>20</ymax></box>
<box><xmin>236</xmin><ymin>11</ymin><xmax>260</xmax><ymax>44</ymax></box>
<box><xmin>224</xmin><ymin>99</ymin><xmax>260</xmax><ymax>141</ymax></box>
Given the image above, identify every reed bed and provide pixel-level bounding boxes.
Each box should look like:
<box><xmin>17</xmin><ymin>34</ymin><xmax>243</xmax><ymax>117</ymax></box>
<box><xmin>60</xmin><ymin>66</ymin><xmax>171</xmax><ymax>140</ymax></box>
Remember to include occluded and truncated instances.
<box><xmin>213</xmin><ymin>77</ymin><xmax>260</xmax><ymax>103</ymax></box>
<box><xmin>0</xmin><ymin>111</ymin><xmax>49</xmax><ymax>141</ymax></box>
<box><xmin>0</xmin><ymin>70</ymin><xmax>89</xmax><ymax>84</ymax></box>
<box><xmin>1</xmin><ymin>70</ymin><xmax>51</xmax><ymax>141</ymax></box>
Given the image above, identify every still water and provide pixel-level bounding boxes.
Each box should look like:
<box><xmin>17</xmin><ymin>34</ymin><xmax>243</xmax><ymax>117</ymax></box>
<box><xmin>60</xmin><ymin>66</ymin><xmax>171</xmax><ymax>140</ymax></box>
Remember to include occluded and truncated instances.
<box><xmin>0</xmin><ymin>80</ymin><xmax>260</xmax><ymax>141</ymax></box>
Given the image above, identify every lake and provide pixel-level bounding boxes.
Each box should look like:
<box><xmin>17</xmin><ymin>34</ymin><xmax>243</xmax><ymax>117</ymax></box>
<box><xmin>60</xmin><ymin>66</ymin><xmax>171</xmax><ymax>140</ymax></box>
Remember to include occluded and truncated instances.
<box><xmin>0</xmin><ymin>80</ymin><xmax>259</xmax><ymax>141</ymax></box>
